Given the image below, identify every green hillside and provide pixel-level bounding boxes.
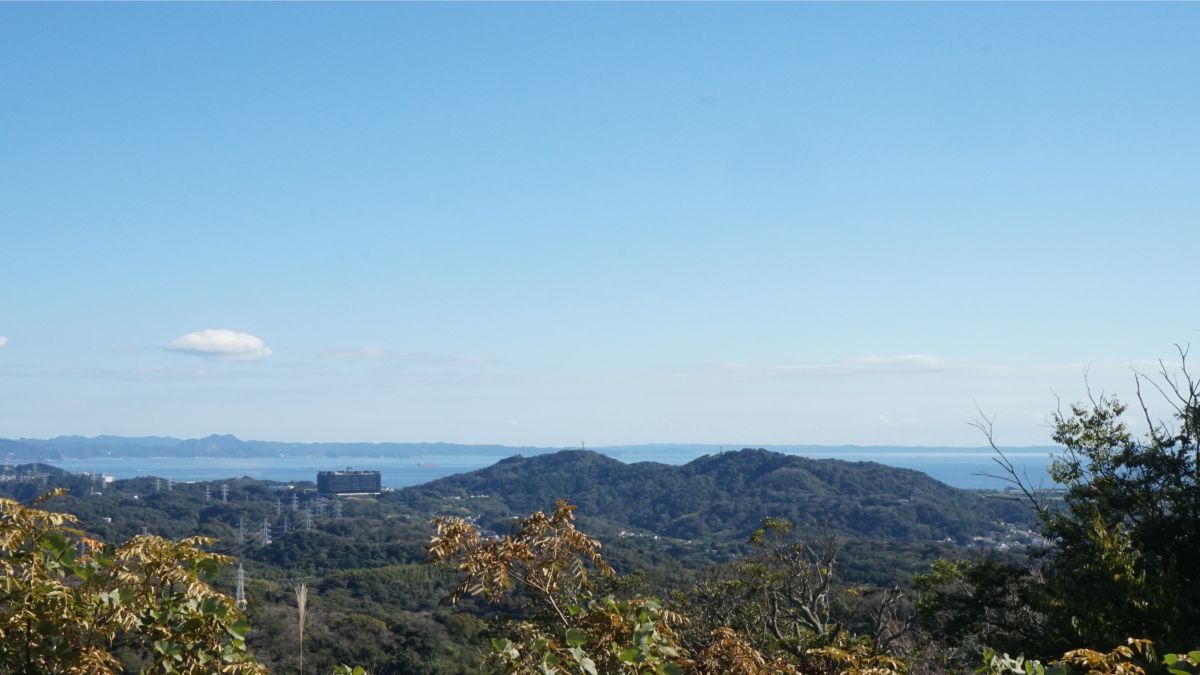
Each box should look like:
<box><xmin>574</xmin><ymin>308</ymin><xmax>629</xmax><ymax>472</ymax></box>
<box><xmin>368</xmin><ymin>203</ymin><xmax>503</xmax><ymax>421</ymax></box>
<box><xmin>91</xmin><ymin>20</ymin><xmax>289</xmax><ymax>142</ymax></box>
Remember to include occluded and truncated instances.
<box><xmin>394</xmin><ymin>448</ymin><xmax>1033</xmax><ymax>542</ymax></box>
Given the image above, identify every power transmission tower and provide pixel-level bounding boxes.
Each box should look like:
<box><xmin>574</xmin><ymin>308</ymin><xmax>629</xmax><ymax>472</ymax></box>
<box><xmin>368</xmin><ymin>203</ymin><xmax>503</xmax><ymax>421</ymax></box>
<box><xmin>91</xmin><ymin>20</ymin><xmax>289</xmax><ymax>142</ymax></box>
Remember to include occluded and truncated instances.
<box><xmin>291</xmin><ymin>492</ymin><xmax>299</xmax><ymax>511</ymax></box>
<box><xmin>221</xmin><ymin>484</ymin><xmax>229</xmax><ymax>503</ymax></box>
<box><xmin>304</xmin><ymin>509</ymin><xmax>314</xmax><ymax>532</ymax></box>
<box><xmin>332</xmin><ymin>500</ymin><xmax>342</xmax><ymax>519</ymax></box>
<box><xmin>167</xmin><ymin>478</ymin><xmax>173</xmax><ymax>492</ymax></box>
<box><xmin>154</xmin><ymin>477</ymin><xmax>161</xmax><ymax>493</ymax></box>
<box><xmin>235</xmin><ymin>563</ymin><xmax>246</xmax><ymax>610</ymax></box>
<box><xmin>275</xmin><ymin>498</ymin><xmax>282</xmax><ymax>517</ymax></box>
<box><xmin>281</xmin><ymin>514</ymin><xmax>289</xmax><ymax>534</ymax></box>
<box><xmin>260</xmin><ymin>519</ymin><xmax>272</xmax><ymax>546</ymax></box>
<box><xmin>205</xmin><ymin>484</ymin><xmax>211</xmax><ymax>502</ymax></box>
<box><xmin>238</xmin><ymin>517</ymin><xmax>245</xmax><ymax>544</ymax></box>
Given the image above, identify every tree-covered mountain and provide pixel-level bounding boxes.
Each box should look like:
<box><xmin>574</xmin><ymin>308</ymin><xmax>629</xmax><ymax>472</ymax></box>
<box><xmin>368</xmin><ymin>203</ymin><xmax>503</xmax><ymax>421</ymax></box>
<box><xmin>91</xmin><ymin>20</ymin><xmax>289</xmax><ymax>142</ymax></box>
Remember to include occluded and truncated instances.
<box><xmin>395</xmin><ymin>448</ymin><xmax>1034</xmax><ymax>542</ymax></box>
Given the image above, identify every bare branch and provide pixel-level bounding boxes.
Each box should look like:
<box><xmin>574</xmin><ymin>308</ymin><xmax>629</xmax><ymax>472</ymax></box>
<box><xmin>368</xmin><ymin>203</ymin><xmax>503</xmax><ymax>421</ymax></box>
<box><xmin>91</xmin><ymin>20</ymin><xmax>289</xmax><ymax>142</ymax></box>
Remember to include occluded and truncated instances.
<box><xmin>969</xmin><ymin>404</ymin><xmax>1047</xmax><ymax>517</ymax></box>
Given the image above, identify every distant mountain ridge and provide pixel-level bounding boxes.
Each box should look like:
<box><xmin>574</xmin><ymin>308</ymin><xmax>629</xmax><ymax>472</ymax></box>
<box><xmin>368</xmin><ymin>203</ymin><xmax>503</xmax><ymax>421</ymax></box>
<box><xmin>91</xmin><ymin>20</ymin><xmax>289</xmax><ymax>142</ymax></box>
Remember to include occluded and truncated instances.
<box><xmin>6</xmin><ymin>434</ymin><xmax>556</xmax><ymax>460</ymax></box>
<box><xmin>3</xmin><ymin>434</ymin><xmax>1058</xmax><ymax>462</ymax></box>
<box><xmin>395</xmin><ymin>448</ymin><xmax>1036</xmax><ymax>542</ymax></box>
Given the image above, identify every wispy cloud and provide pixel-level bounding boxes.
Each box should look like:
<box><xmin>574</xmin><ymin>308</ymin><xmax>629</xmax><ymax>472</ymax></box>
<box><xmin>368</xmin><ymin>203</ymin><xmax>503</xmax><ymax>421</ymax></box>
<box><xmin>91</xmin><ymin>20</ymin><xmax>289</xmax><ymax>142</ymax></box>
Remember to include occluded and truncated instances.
<box><xmin>871</xmin><ymin>413</ymin><xmax>924</xmax><ymax>427</ymax></box>
<box><xmin>166</xmin><ymin>329</ymin><xmax>272</xmax><ymax>362</ymax></box>
<box><xmin>721</xmin><ymin>354</ymin><xmax>1005</xmax><ymax>378</ymax></box>
<box><xmin>683</xmin><ymin>355</ymin><xmax>1183</xmax><ymax>385</ymax></box>
<box><xmin>318</xmin><ymin>347</ymin><xmax>496</xmax><ymax>367</ymax></box>
<box><xmin>0</xmin><ymin>364</ymin><xmax>213</xmax><ymax>381</ymax></box>
<box><xmin>319</xmin><ymin>346</ymin><xmax>393</xmax><ymax>361</ymax></box>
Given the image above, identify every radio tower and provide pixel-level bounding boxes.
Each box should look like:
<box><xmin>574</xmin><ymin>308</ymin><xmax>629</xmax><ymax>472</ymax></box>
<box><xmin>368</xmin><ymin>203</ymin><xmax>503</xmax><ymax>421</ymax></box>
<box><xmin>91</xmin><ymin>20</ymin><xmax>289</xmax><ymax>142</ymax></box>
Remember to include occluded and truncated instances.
<box><xmin>235</xmin><ymin>564</ymin><xmax>247</xmax><ymax>610</ymax></box>
<box><xmin>221</xmin><ymin>484</ymin><xmax>229</xmax><ymax>503</ymax></box>
<box><xmin>238</xmin><ymin>517</ymin><xmax>245</xmax><ymax>544</ymax></box>
<box><xmin>260</xmin><ymin>519</ymin><xmax>272</xmax><ymax>546</ymax></box>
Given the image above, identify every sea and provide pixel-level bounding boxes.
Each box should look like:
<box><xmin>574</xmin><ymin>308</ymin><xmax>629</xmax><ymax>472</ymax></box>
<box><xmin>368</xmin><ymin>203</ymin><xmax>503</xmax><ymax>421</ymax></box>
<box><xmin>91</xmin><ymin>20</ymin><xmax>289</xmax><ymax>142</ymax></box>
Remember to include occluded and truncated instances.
<box><xmin>44</xmin><ymin>446</ymin><xmax>1058</xmax><ymax>491</ymax></box>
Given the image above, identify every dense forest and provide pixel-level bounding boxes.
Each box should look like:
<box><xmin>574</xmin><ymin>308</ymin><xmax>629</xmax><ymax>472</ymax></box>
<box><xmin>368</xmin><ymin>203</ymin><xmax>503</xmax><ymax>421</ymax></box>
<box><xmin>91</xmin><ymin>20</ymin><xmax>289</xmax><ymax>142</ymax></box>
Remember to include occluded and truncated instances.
<box><xmin>396</xmin><ymin>448</ymin><xmax>1035</xmax><ymax>542</ymax></box>
<box><xmin>3</xmin><ymin>362</ymin><xmax>1200</xmax><ymax>673</ymax></box>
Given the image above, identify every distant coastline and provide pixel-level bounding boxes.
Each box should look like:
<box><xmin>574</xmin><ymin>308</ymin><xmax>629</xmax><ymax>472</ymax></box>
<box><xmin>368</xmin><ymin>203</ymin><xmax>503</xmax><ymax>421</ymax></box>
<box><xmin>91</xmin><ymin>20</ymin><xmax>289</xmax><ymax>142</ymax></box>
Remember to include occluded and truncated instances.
<box><xmin>4</xmin><ymin>435</ymin><xmax>1061</xmax><ymax>491</ymax></box>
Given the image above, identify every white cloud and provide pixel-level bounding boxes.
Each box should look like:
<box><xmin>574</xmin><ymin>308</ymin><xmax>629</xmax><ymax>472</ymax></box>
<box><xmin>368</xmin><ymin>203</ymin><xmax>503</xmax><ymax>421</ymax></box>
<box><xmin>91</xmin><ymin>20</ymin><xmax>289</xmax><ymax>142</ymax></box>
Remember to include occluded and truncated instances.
<box><xmin>166</xmin><ymin>329</ymin><xmax>272</xmax><ymax>362</ymax></box>
<box><xmin>0</xmin><ymin>336</ymin><xmax>7</xmax><ymax>348</ymax></box>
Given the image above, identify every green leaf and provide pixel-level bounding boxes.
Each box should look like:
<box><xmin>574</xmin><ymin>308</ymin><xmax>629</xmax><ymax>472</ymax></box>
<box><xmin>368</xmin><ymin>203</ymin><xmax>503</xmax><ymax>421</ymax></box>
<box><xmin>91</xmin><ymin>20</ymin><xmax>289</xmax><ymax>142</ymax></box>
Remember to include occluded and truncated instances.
<box><xmin>564</xmin><ymin>627</ymin><xmax>587</xmax><ymax>648</ymax></box>
<box><xmin>618</xmin><ymin>647</ymin><xmax>640</xmax><ymax>663</ymax></box>
<box><xmin>490</xmin><ymin>637</ymin><xmax>512</xmax><ymax>654</ymax></box>
<box><xmin>227</xmin><ymin>619</ymin><xmax>250</xmax><ymax>639</ymax></box>
<box><xmin>196</xmin><ymin>558</ymin><xmax>219</xmax><ymax>579</ymax></box>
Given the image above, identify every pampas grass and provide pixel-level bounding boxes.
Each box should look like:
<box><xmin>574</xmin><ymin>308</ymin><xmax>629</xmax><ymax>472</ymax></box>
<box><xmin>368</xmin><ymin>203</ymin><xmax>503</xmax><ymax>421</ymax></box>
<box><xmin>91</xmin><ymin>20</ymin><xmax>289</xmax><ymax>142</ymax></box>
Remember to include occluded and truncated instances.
<box><xmin>296</xmin><ymin>583</ymin><xmax>308</xmax><ymax>675</ymax></box>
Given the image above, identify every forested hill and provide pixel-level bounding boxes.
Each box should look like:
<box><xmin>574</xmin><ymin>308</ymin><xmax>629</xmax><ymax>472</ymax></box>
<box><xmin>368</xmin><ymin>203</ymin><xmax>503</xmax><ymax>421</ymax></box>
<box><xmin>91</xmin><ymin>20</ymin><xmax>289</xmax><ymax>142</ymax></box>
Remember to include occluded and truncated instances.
<box><xmin>394</xmin><ymin>448</ymin><xmax>1034</xmax><ymax>542</ymax></box>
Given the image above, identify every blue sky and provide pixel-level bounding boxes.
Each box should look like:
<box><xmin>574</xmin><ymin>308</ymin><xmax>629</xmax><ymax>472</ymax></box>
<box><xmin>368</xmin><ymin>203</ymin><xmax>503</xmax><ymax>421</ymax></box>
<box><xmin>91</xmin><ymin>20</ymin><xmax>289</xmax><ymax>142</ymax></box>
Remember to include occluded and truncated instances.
<box><xmin>2</xmin><ymin>3</ymin><xmax>1198</xmax><ymax>446</ymax></box>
